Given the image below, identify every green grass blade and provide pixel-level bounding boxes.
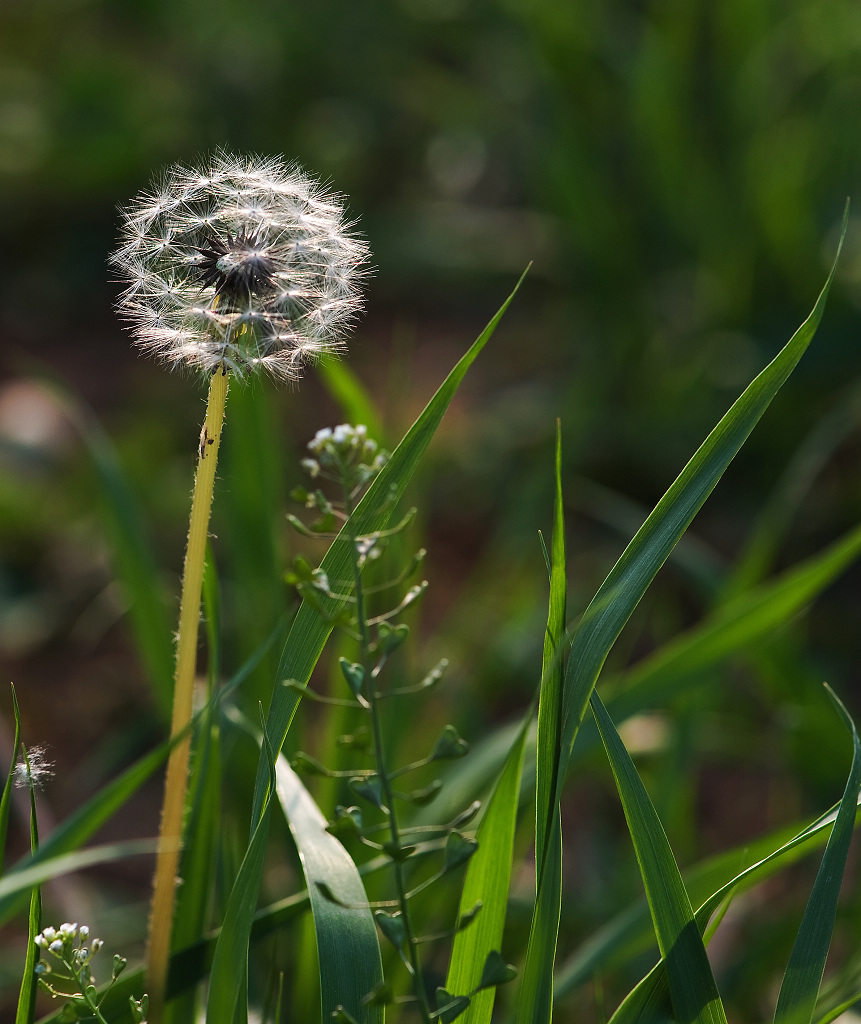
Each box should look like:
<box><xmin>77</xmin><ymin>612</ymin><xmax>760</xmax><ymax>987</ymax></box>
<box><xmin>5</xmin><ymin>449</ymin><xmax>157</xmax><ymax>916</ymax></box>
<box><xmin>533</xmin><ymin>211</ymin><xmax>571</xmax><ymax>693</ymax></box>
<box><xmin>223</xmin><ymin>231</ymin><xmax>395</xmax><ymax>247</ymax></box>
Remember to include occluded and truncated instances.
<box><xmin>275</xmin><ymin>757</ymin><xmax>384</xmax><ymax>1024</ymax></box>
<box><xmin>0</xmin><ymin>682</ymin><xmax>22</xmax><ymax>875</ymax></box>
<box><xmin>445</xmin><ymin>714</ymin><xmax>529</xmax><ymax>1023</ymax></box>
<box><xmin>557</xmin><ymin>213</ymin><xmax>846</xmax><ymax>790</ymax></box>
<box><xmin>591</xmin><ymin>691</ymin><xmax>727</xmax><ymax>1024</ymax></box>
<box><xmin>250</xmin><ymin>269</ymin><xmax>529</xmax><ymax>830</ymax></box>
<box><xmin>16</xmin><ymin>747</ymin><xmax>41</xmax><ymax>1024</ymax></box>
<box><xmin>515</xmin><ymin>421</ymin><xmax>567</xmax><ymax>1024</ymax></box>
<box><xmin>773</xmin><ymin>686</ymin><xmax>861</xmax><ymax>1024</ymax></box>
<box><xmin>318</xmin><ymin>354</ymin><xmax>386</xmax><ymax>442</ymax></box>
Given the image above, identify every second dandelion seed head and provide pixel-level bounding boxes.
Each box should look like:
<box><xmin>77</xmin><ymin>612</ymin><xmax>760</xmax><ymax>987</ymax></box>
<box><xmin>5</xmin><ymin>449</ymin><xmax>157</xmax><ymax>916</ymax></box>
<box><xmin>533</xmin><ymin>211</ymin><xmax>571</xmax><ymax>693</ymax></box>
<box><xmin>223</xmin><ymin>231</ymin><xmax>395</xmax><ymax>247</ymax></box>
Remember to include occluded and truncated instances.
<box><xmin>111</xmin><ymin>152</ymin><xmax>371</xmax><ymax>381</ymax></box>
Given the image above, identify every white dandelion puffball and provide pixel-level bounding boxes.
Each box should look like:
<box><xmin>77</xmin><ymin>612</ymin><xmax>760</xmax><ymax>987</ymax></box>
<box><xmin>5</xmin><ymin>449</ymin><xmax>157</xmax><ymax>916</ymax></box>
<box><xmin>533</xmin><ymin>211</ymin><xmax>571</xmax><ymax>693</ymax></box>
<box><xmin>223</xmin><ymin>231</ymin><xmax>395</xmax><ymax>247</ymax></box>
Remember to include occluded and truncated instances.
<box><xmin>111</xmin><ymin>153</ymin><xmax>370</xmax><ymax>380</ymax></box>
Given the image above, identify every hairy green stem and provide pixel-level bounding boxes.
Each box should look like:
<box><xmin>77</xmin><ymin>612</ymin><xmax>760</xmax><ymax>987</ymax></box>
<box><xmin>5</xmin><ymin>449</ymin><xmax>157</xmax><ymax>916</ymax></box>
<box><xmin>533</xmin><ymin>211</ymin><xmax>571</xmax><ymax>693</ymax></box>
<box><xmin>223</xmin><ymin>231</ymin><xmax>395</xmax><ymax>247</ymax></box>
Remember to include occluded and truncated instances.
<box><xmin>343</xmin><ymin>485</ymin><xmax>433</xmax><ymax>1024</ymax></box>
<box><xmin>147</xmin><ymin>365</ymin><xmax>229</xmax><ymax>1023</ymax></box>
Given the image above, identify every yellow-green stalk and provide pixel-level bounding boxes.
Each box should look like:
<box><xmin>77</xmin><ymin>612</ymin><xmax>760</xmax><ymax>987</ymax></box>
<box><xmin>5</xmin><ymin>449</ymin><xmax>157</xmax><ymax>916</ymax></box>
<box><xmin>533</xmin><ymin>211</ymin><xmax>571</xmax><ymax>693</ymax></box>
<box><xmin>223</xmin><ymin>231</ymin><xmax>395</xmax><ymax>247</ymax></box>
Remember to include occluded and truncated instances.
<box><xmin>146</xmin><ymin>365</ymin><xmax>229</xmax><ymax>1021</ymax></box>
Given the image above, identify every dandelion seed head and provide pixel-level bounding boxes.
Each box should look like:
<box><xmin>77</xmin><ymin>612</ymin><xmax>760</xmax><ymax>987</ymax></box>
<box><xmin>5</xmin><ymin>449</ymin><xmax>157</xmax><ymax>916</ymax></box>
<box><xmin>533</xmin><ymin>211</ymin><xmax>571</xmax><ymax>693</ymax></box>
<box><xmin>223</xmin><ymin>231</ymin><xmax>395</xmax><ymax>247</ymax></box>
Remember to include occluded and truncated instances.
<box><xmin>111</xmin><ymin>151</ymin><xmax>371</xmax><ymax>381</ymax></box>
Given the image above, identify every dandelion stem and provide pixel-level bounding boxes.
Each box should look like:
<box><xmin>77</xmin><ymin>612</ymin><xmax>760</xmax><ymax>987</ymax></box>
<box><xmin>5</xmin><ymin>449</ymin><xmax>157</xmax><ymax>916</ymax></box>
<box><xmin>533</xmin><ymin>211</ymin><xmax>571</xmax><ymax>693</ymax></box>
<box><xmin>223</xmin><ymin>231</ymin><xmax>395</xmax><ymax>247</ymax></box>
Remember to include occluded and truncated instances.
<box><xmin>146</xmin><ymin>364</ymin><xmax>229</xmax><ymax>1022</ymax></box>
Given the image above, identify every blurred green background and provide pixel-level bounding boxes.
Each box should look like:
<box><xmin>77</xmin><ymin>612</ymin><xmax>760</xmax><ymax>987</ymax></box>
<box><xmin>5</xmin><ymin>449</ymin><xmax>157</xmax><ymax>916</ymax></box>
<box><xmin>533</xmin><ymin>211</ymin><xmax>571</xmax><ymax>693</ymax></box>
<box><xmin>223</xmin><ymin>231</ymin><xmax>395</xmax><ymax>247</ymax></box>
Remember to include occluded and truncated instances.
<box><xmin>2</xmin><ymin>0</ymin><xmax>861</xmax><ymax>1019</ymax></box>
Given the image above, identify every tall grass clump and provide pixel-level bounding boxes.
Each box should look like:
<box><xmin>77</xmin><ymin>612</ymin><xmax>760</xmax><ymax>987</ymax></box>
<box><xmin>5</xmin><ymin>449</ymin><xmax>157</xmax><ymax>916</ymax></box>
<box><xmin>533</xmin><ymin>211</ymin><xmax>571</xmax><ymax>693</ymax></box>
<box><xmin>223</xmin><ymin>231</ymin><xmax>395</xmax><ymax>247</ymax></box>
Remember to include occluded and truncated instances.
<box><xmin>2</xmin><ymin>159</ymin><xmax>860</xmax><ymax>1024</ymax></box>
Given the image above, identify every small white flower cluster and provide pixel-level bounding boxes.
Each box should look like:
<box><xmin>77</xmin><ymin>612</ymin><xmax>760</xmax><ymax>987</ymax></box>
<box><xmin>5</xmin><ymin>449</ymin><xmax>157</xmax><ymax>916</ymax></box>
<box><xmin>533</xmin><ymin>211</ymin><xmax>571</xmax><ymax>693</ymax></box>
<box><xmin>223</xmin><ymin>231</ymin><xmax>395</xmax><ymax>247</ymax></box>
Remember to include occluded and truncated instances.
<box><xmin>111</xmin><ymin>152</ymin><xmax>370</xmax><ymax>380</ymax></box>
<box><xmin>35</xmin><ymin>922</ymin><xmax>103</xmax><ymax>960</ymax></box>
<box><xmin>302</xmin><ymin>423</ymin><xmax>387</xmax><ymax>479</ymax></box>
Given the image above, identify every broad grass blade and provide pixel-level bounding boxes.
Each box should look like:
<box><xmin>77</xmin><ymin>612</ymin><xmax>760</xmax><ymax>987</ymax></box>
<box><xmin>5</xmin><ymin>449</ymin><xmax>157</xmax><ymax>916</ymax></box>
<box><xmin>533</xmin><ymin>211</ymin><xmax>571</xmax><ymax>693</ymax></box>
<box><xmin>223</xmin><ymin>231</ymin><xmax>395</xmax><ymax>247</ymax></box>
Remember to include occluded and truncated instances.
<box><xmin>773</xmin><ymin>686</ymin><xmax>861</xmax><ymax>1024</ymax></box>
<box><xmin>557</xmin><ymin>209</ymin><xmax>847</xmax><ymax>793</ymax></box>
<box><xmin>275</xmin><ymin>757</ymin><xmax>384</xmax><ymax>1024</ymax></box>
<box><xmin>445</xmin><ymin>713</ymin><xmax>529</xmax><ymax>1023</ymax></box>
<box><xmin>591</xmin><ymin>691</ymin><xmax>727</xmax><ymax>1024</ymax></box>
<box><xmin>0</xmin><ymin>683</ymin><xmax>22</xmax><ymax>875</ymax></box>
<box><xmin>516</xmin><ymin>422</ymin><xmax>567</xmax><ymax>1024</ymax></box>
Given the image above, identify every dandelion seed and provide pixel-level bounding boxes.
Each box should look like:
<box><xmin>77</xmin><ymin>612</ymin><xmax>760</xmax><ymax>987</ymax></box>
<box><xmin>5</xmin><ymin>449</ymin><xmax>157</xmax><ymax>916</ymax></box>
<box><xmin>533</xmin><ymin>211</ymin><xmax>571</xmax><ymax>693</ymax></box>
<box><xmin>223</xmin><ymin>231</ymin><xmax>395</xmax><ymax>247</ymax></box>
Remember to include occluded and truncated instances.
<box><xmin>14</xmin><ymin>745</ymin><xmax>54</xmax><ymax>790</ymax></box>
<box><xmin>111</xmin><ymin>151</ymin><xmax>371</xmax><ymax>380</ymax></box>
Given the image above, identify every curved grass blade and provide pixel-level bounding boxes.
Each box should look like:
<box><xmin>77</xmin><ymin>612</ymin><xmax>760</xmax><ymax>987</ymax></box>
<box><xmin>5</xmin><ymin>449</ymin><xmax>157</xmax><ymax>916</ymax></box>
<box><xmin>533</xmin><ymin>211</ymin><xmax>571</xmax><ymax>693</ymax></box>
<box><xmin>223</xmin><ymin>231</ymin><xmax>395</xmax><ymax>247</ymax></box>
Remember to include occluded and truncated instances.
<box><xmin>0</xmin><ymin>682</ymin><xmax>22</xmax><ymax>875</ymax></box>
<box><xmin>516</xmin><ymin>421</ymin><xmax>567</xmax><ymax>1024</ymax></box>
<box><xmin>446</xmin><ymin>713</ymin><xmax>529</xmax><ymax>1023</ymax></box>
<box><xmin>591</xmin><ymin>691</ymin><xmax>727</xmax><ymax>1024</ymax></box>
<box><xmin>773</xmin><ymin>685</ymin><xmax>861</xmax><ymax>1024</ymax></box>
<box><xmin>0</xmin><ymin>838</ymin><xmax>159</xmax><ymax>901</ymax></box>
<box><xmin>557</xmin><ymin>208</ymin><xmax>847</xmax><ymax>794</ymax></box>
<box><xmin>275</xmin><ymin>757</ymin><xmax>384</xmax><ymax>1024</ymax></box>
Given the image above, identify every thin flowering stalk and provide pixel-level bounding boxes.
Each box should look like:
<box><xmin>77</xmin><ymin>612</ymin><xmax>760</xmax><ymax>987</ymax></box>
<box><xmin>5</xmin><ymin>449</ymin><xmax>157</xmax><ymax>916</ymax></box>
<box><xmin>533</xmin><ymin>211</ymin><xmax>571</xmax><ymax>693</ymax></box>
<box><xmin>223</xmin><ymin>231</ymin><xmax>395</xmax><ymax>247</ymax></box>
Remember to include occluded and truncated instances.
<box><xmin>146</xmin><ymin>363</ymin><xmax>228</xmax><ymax>1021</ymax></box>
<box><xmin>343</xmin><ymin>492</ymin><xmax>434</xmax><ymax>1024</ymax></box>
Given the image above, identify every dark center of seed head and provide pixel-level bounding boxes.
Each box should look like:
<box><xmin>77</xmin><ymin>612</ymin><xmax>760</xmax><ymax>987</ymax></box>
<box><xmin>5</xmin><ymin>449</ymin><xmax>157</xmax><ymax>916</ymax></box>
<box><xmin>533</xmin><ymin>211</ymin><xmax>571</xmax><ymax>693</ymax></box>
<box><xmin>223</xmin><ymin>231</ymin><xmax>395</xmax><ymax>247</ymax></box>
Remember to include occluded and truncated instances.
<box><xmin>195</xmin><ymin>229</ymin><xmax>278</xmax><ymax>301</ymax></box>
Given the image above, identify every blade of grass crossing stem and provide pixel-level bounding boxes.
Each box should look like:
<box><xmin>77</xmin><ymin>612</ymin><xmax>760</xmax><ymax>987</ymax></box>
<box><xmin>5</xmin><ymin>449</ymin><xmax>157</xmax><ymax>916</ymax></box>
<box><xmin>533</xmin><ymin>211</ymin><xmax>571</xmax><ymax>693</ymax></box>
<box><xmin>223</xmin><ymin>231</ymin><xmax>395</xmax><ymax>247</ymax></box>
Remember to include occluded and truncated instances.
<box><xmin>773</xmin><ymin>685</ymin><xmax>861</xmax><ymax>1024</ymax></box>
<box><xmin>16</xmin><ymin>748</ymin><xmax>41</xmax><ymax>1024</ymax></box>
<box><xmin>251</xmin><ymin>267</ymin><xmax>528</xmax><ymax>830</ymax></box>
<box><xmin>591</xmin><ymin>691</ymin><xmax>727</xmax><ymax>1024</ymax></box>
<box><xmin>515</xmin><ymin>422</ymin><xmax>567</xmax><ymax>1024</ymax></box>
<box><xmin>318</xmin><ymin>354</ymin><xmax>386</xmax><ymax>443</ymax></box>
<box><xmin>275</xmin><ymin>757</ymin><xmax>384</xmax><ymax>1024</ymax></box>
<box><xmin>556</xmin><ymin>210</ymin><xmax>846</xmax><ymax>808</ymax></box>
<box><xmin>0</xmin><ymin>683</ymin><xmax>22</xmax><ymax>873</ymax></box>
<box><xmin>445</xmin><ymin>713</ymin><xmax>529</xmax><ymax>1023</ymax></box>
